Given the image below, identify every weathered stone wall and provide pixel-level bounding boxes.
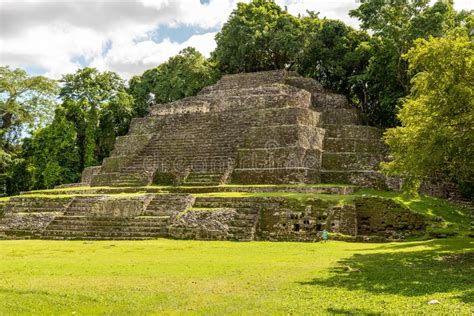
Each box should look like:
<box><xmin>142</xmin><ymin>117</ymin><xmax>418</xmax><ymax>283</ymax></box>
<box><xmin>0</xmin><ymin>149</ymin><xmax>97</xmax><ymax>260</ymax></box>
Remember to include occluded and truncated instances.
<box><xmin>168</xmin><ymin>209</ymin><xmax>239</xmax><ymax>240</ymax></box>
<box><xmin>81</xmin><ymin>166</ymin><xmax>102</xmax><ymax>184</ymax></box>
<box><xmin>256</xmin><ymin>198</ymin><xmax>357</xmax><ymax>241</ymax></box>
<box><xmin>355</xmin><ymin>197</ymin><xmax>426</xmax><ymax>238</ymax></box>
<box><xmin>419</xmin><ymin>180</ymin><xmax>466</xmax><ymax>200</ymax></box>
<box><xmin>0</xmin><ymin>193</ymin><xmax>428</xmax><ymax>241</ymax></box>
<box><xmin>166</xmin><ymin>196</ymin><xmax>427</xmax><ymax>242</ymax></box>
<box><xmin>90</xmin><ymin>195</ymin><xmax>154</xmax><ymax>218</ymax></box>
<box><xmin>0</xmin><ymin>196</ymin><xmax>73</xmax><ymax>238</ymax></box>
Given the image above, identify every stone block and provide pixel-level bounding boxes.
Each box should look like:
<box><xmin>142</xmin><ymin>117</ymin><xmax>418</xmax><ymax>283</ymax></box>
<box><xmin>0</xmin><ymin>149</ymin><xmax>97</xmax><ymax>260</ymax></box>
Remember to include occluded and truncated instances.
<box><xmin>312</xmin><ymin>92</ymin><xmax>349</xmax><ymax>108</ymax></box>
<box><xmin>231</xmin><ymin>168</ymin><xmax>320</xmax><ymax>184</ymax></box>
<box><xmin>110</xmin><ymin>134</ymin><xmax>153</xmax><ymax>156</ymax></box>
<box><xmin>322</xmin><ymin>152</ymin><xmax>383</xmax><ymax>171</ymax></box>
<box><xmin>321</xmin><ymin>108</ymin><xmax>362</xmax><ymax>125</ymax></box>
<box><xmin>324</xmin><ymin>125</ymin><xmax>383</xmax><ymax>139</ymax></box>
<box><xmin>90</xmin><ymin>195</ymin><xmax>154</xmax><ymax>218</ymax></box>
<box><xmin>81</xmin><ymin>166</ymin><xmax>102</xmax><ymax>184</ymax></box>
<box><xmin>355</xmin><ymin>197</ymin><xmax>427</xmax><ymax>237</ymax></box>
<box><xmin>100</xmin><ymin>156</ymin><xmax>130</xmax><ymax>173</ymax></box>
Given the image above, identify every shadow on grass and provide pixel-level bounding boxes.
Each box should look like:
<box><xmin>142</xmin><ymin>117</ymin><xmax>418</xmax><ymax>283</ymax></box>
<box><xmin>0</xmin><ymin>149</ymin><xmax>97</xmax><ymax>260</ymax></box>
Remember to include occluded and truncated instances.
<box><xmin>300</xmin><ymin>239</ymin><xmax>474</xmax><ymax>304</ymax></box>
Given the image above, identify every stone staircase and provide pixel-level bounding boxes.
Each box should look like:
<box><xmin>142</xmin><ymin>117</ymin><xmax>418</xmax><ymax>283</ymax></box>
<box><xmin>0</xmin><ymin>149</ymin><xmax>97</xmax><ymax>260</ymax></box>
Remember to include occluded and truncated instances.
<box><xmin>0</xmin><ymin>196</ymin><xmax>72</xmax><ymax>239</ymax></box>
<box><xmin>320</xmin><ymin>123</ymin><xmax>387</xmax><ymax>188</ymax></box>
<box><xmin>41</xmin><ymin>217</ymin><xmax>165</xmax><ymax>240</ymax></box>
<box><xmin>189</xmin><ymin>197</ymin><xmax>264</xmax><ymax>241</ymax></box>
<box><xmin>39</xmin><ymin>194</ymin><xmax>193</xmax><ymax>240</ymax></box>
<box><xmin>183</xmin><ymin>172</ymin><xmax>224</xmax><ymax>186</ymax></box>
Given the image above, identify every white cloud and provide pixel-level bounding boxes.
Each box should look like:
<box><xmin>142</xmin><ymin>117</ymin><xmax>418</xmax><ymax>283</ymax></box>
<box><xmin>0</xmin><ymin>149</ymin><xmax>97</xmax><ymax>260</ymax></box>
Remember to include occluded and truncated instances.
<box><xmin>0</xmin><ymin>0</ymin><xmax>236</xmax><ymax>79</ymax></box>
<box><xmin>1</xmin><ymin>0</ymin><xmax>472</xmax><ymax>80</ymax></box>
<box><xmin>91</xmin><ymin>32</ymin><xmax>217</xmax><ymax>79</ymax></box>
<box><xmin>279</xmin><ymin>0</ymin><xmax>360</xmax><ymax>28</ymax></box>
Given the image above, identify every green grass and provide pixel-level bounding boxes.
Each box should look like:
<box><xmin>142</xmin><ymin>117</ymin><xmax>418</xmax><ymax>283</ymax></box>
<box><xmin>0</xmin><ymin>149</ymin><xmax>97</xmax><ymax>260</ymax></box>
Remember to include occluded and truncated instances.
<box><xmin>0</xmin><ymin>238</ymin><xmax>472</xmax><ymax>315</ymax></box>
<box><xmin>193</xmin><ymin>191</ymin><xmax>353</xmax><ymax>203</ymax></box>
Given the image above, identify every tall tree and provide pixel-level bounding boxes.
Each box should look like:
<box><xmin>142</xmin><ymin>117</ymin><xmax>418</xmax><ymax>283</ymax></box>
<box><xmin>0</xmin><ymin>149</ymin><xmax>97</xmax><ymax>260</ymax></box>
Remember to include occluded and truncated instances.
<box><xmin>59</xmin><ymin>67</ymin><xmax>133</xmax><ymax>168</ymax></box>
<box><xmin>298</xmin><ymin>17</ymin><xmax>371</xmax><ymax>106</ymax></box>
<box><xmin>213</xmin><ymin>0</ymin><xmax>304</xmax><ymax>73</ymax></box>
<box><xmin>128</xmin><ymin>47</ymin><xmax>218</xmax><ymax>116</ymax></box>
<box><xmin>0</xmin><ymin>66</ymin><xmax>58</xmax><ymax>165</ymax></box>
<box><xmin>382</xmin><ymin>31</ymin><xmax>473</xmax><ymax>195</ymax></box>
<box><xmin>349</xmin><ymin>0</ymin><xmax>467</xmax><ymax>126</ymax></box>
<box><xmin>29</xmin><ymin>107</ymin><xmax>81</xmax><ymax>188</ymax></box>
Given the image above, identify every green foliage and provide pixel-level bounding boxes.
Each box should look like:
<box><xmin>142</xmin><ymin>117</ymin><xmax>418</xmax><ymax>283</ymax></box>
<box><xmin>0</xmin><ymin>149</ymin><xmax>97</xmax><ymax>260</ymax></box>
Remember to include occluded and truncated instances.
<box><xmin>213</xmin><ymin>0</ymin><xmax>304</xmax><ymax>73</ymax></box>
<box><xmin>382</xmin><ymin>32</ymin><xmax>474</xmax><ymax>195</ymax></box>
<box><xmin>84</xmin><ymin>105</ymin><xmax>98</xmax><ymax>168</ymax></box>
<box><xmin>97</xmin><ymin>90</ymin><xmax>133</xmax><ymax>161</ymax></box>
<box><xmin>29</xmin><ymin>107</ymin><xmax>81</xmax><ymax>188</ymax></box>
<box><xmin>0</xmin><ymin>66</ymin><xmax>58</xmax><ymax>168</ymax></box>
<box><xmin>128</xmin><ymin>47</ymin><xmax>218</xmax><ymax>116</ymax></box>
<box><xmin>59</xmin><ymin>67</ymin><xmax>133</xmax><ymax>168</ymax></box>
<box><xmin>4</xmin><ymin>156</ymin><xmax>32</xmax><ymax>195</ymax></box>
<box><xmin>349</xmin><ymin>0</ymin><xmax>467</xmax><ymax>126</ymax></box>
<box><xmin>297</xmin><ymin>17</ymin><xmax>371</xmax><ymax>106</ymax></box>
<box><xmin>60</xmin><ymin>67</ymin><xmax>124</xmax><ymax>106</ymax></box>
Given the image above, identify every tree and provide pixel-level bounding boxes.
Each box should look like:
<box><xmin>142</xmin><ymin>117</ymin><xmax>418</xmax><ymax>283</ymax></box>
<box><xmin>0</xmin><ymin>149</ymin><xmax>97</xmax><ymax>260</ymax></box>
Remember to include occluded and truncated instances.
<box><xmin>298</xmin><ymin>17</ymin><xmax>371</xmax><ymax>105</ymax></box>
<box><xmin>213</xmin><ymin>0</ymin><xmax>304</xmax><ymax>73</ymax></box>
<box><xmin>29</xmin><ymin>107</ymin><xmax>81</xmax><ymax>188</ymax></box>
<box><xmin>349</xmin><ymin>0</ymin><xmax>468</xmax><ymax>126</ymax></box>
<box><xmin>0</xmin><ymin>66</ymin><xmax>58</xmax><ymax>166</ymax></box>
<box><xmin>60</xmin><ymin>67</ymin><xmax>124</xmax><ymax>107</ymax></box>
<box><xmin>97</xmin><ymin>90</ymin><xmax>133</xmax><ymax>161</ymax></box>
<box><xmin>128</xmin><ymin>47</ymin><xmax>218</xmax><ymax>116</ymax></box>
<box><xmin>59</xmin><ymin>67</ymin><xmax>133</xmax><ymax>168</ymax></box>
<box><xmin>382</xmin><ymin>32</ymin><xmax>473</xmax><ymax>196</ymax></box>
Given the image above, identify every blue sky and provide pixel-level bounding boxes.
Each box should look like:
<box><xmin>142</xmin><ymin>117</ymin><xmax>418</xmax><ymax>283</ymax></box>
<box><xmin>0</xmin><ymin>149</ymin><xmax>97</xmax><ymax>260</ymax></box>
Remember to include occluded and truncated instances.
<box><xmin>0</xmin><ymin>0</ymin><xmax>472</xmax><ymax>80</ymax></box>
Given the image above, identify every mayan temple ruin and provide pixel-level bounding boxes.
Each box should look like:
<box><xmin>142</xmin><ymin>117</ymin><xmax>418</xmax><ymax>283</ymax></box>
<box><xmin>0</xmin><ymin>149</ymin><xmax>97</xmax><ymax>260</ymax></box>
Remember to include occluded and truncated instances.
<box><xmin>0</xmin><ymin>70</ymin><xmax>429</xmax><ymax>241</ymax></box>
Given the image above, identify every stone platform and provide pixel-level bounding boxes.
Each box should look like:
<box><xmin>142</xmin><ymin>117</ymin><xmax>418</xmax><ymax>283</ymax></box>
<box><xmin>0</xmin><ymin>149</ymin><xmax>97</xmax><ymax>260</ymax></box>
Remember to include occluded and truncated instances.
<box><xmin>0</xmin><ymin>186</ymin><xmax>427</xmax><ymax>241</ymax></box>
<box><xmin>0</xmin><ymin>71</ymin><xmax>416</xmax><ymax>242</ymax></box>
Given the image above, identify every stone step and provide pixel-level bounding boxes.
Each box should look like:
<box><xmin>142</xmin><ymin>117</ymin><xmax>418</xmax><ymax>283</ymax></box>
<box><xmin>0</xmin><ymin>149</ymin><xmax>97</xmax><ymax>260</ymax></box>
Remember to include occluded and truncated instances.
<box><xmin>181</xmin><ymin>182</ymin><xmax>221</xmax><ymax>187</ymax></box>
<box><xmin>48</xmin><ymin>219</ymin><xmax>169</xmax><ymax>227</ymax></box>
<box><xmin>322</xmin><ymin>152</ymin><xmax>384</xmax><ymax>171</ymax></box>
<box><xmin>45</xmin><ymin>225</ymin><xmax>165</xmax><ymax>232</ymax></box>
<box><xmin>41</xmin><ymin>230</ymin><xmax>163</xmax><ymax>238</ymax></box>
<box><xmin>320</xmin><ymin>170</ymin><xmax>386</xmax><ymax>188</ymax></box>
<box><xmin>324</xmin><ymin>124</ymin><xmax>382</xmax><ymax>139</ymax></box>
<box><xmin>193</xmin><ymin>201</ymin><xmax>264</xmax><ymax>210</ymax></box>
<box><xmin>185</xmin><ymin>176</ymin><xmax>222</xmax><ymax>182</ymax></box>
<box><xmin>324</xmin><ymin>137</ymin><xmax>385</xmax><ymax>154</ymax></box>
<box><xmin>40</xmin><ymin>236</ymin><xmax>155</xmax><ymax>240</ymax></box>
<box><xmin>52</xmin><ymin>216</ymin><xmax>167</xmax><ymax>222</ymax></box>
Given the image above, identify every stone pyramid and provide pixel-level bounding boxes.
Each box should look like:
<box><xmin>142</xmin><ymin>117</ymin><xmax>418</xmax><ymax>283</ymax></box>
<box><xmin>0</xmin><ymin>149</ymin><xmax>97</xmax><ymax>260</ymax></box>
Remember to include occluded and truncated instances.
<box><xmin>1</xmin><ymin>70</ymin><xmax>426</xmax><ymax>242</ymax></box>
<box><xmin>88</xmin><ymin>70</ymin><xmax>387</xmax><ymax>188</ymax></box>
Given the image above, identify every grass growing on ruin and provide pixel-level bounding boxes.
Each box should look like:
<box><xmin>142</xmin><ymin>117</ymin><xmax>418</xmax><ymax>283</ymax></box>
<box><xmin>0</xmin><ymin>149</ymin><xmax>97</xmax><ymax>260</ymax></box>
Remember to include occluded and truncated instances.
<box><xmin>193</xmin><ymin>191</ymin><xmax>353</xmax><ymax>203</ymax></box>
<box><xmin>0</xmin><ymin>238</ymin><xmax>472</xmax><ymax>315</ymax></box>
<box><xmin>356</xmin><ymin>189</ymin><xmax>472</xmax><ymax>231</ymax></box>
<box><xmin>194</xmin><ymin>189</ymin><xmax>472</xmax><ymax>234</ymax></box>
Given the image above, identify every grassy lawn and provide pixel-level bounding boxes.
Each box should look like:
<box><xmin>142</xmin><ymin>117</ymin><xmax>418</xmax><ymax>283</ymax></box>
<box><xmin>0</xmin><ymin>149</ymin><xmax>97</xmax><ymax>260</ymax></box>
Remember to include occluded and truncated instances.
<box><xmin>0</xmin><ymin>238</ymin><xmax>472</xmax><ymax>315</ymax></box>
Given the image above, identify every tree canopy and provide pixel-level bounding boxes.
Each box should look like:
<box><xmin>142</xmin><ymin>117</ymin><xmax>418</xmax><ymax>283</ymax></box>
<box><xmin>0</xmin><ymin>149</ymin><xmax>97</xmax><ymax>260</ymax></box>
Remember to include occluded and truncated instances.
<box><xmin>129</xmin><ymin>47</ymin><xmax>218</xmax><ymax>117</ymax></box>
<box><xmin>213</xmin><ymin>0</ymin><xmax>304</xmax><ymax>73</ymax></box>
<box><xmin>382</xmin><ymin>31</ymin><xmax>473</xmax><ymax>195</ymax></box>
<box><xmin>0</xmin><ymin>66</ymin><xmax>58</xmax><ymax>166</ymax></box>
<box><xmin>349</xmin><ymin>0</ymin><xmax>466</xmax><ymax>126</ymax></box>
